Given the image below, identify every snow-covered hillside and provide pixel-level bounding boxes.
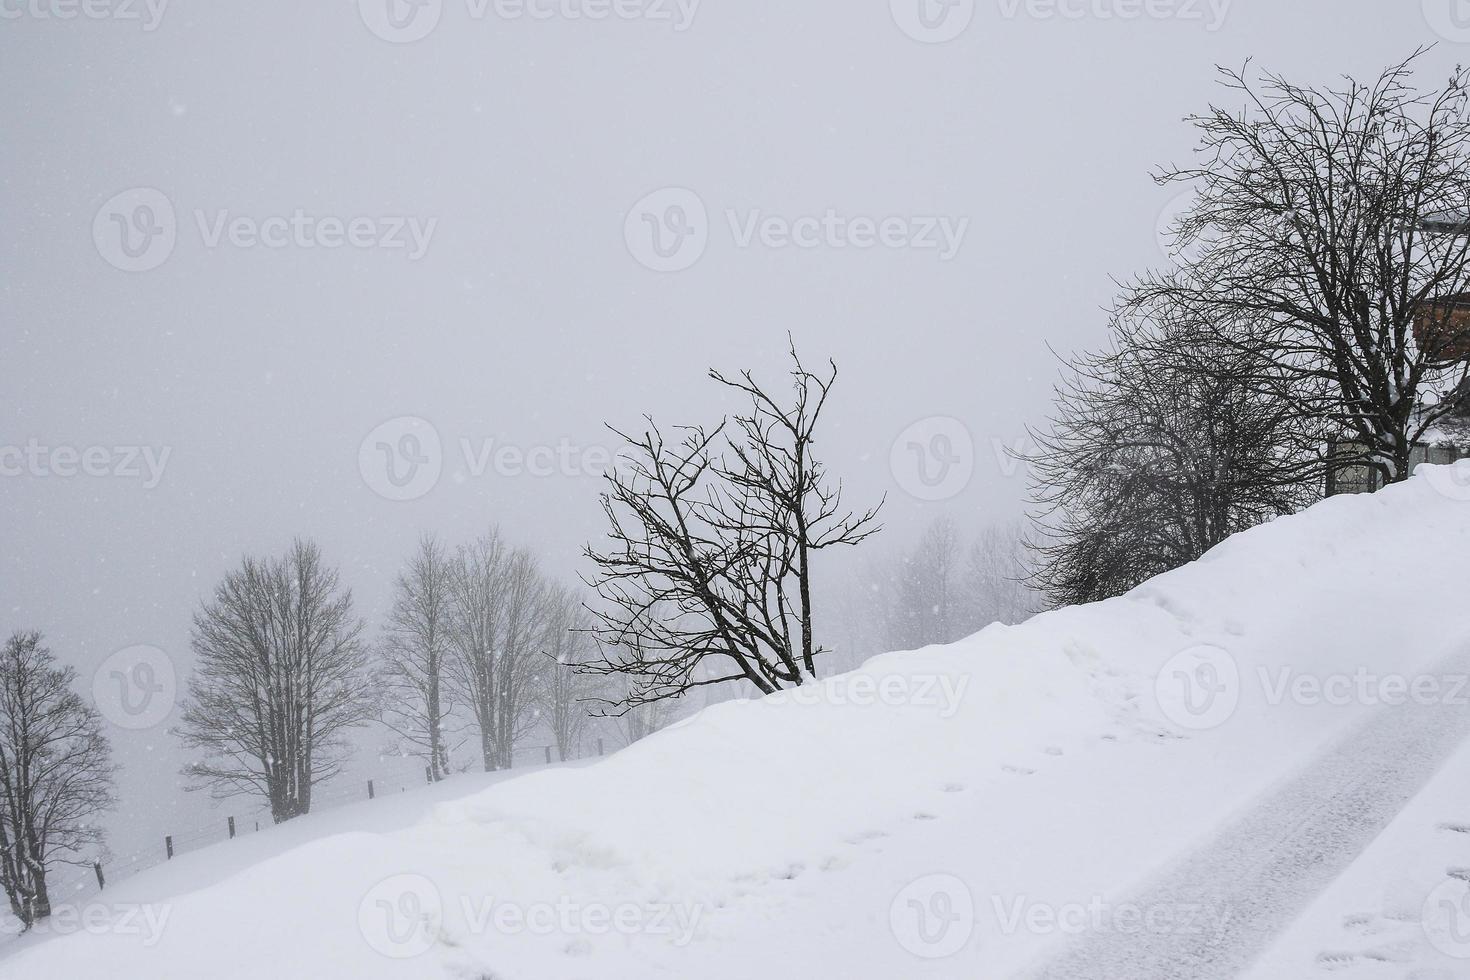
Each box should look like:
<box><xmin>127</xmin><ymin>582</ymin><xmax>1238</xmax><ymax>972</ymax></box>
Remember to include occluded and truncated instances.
<box><xmin>7</xmin><ymin>465</ymin><xmax>1470</xmax><ymax>980</ymax></box>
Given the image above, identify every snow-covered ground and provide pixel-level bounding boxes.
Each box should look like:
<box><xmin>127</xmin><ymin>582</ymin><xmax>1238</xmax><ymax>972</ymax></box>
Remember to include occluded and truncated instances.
<box><xmin>5</xmin><ymin>464</ymin><xmax>1470</xmax><ymax>980</ymax></box>
<box><xmin>1244</xmin><ymin>717</ymin><xmax>1470</xmax><ymax>978</ymax></box>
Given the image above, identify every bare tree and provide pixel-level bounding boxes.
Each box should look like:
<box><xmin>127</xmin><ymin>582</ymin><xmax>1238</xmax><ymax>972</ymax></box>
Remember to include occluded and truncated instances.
<box><xmin>1131</xmin><ymin>52</ymin><xmax>1470</xmax><ymax>485</ymax></box>
<box><xmin>0</xmin><ymin>632</ymin><xmax>114</xmax><ymax>929</ymax></box>
<box><xmin>1025</xmin><ymin>312</ymin><xmax>1320</xmax><ymax>606</ymax></box>
<box><xmin>887</xmin><ymin>516</ymin><xmax>963</xmax><ymax>650</ymax></box>
<box><xmin>447</xmin><ymin>531</ymin><xmax>548</xmax><ymax>771</ymax></box>
<box><xmin>963</xmin><ymin>522</ymin><xmax>1041</xmax><ymax>628</ymax></box>
<box><xmin>616</xmin><ymin>690</ymin><xmax>676</xmax><ymax>747</ymax></box>
<box><xmin>176</xmin><ymin>540</ymin><xmax>374</xmax><ymax>823</ymax></box>
<box><xmin>847</xmin><ymin>519</ymin><xmax>1041</xmax><ymax>657</ymax></box>
<box><xmin>582</xmin><ymin>343</ymin><xmax>883</xmax><ymax>710</ymax></box>
<box><xmin>538</xmin><ymin>584</ymin><xmax>602</xmax><ymax>762</ymax></box>
<box><xmin>379</xmin><ymin>535</ymin><xmax>456</xmax><ymax>781</ymax></box>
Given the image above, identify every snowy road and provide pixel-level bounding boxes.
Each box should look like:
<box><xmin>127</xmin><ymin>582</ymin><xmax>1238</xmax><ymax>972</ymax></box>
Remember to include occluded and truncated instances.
<box><xmin>1026</xmin><ymin>645</ymin><xmax>1470</xmax><ymax>980</ymax></box>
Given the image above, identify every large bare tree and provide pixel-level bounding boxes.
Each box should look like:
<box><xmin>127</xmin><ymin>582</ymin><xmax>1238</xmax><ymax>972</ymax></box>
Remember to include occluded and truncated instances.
<box><xmin>447</xmin><ymin>531</ymin><xmax>548</xmax><ymax>771</ymax></box>
<box><xmin>379</xmin><ymin>535</ymin><xmax>456</xmax><ymax>781</ymax></box>
<box><xmin>1131</xmin><ymin>53</ymin><xmax>1470</xmax><ymax>485</ymax></box>
<box><xmin>0</xmin><ymin>632</ymin><xmax>114</xmax><ymax>929</ymax></box>
<box><xmin>582</xmin><ymin>343</ymin><xmax>883</xmax><ymax>709</ymax></box>
<box><xmin>176</xmin><ymin>540</ymin><xmax>374</xmax><ymax>823</ymax></box>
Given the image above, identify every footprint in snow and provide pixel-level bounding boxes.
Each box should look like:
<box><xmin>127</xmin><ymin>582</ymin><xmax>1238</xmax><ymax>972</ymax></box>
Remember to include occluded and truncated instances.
<box><xmin>1437</xmin><ymin>822</ymin><xmax>1470</xmax><ymax>835</ymax></box>
<box><xmin>1314</xmin><ymin>950</ymin><xmax>1359</xmax><ymax>971</ymax></box>
<box><xmin>1002</xmin><ymin>765</ymin><xmax>1037</xmax><ymax>776</ymax></box>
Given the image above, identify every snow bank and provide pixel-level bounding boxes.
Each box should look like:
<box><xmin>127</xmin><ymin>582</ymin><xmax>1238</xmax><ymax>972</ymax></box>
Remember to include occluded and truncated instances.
<box><xmin>7</xmin><ymin>463</ymin><xmax>1470</xmax><ymax>980</ymax></box>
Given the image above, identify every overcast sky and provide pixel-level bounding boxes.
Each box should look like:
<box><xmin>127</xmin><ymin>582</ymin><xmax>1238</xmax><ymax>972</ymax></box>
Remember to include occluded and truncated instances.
<box><xmin>2</xmin><ymin>0</ymin><xmax>1467</xmax><ymax>875</ymax></box>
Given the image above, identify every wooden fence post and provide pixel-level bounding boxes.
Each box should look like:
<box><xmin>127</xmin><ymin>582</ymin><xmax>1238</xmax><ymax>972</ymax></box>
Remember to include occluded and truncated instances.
<box><xmin>165</xmin><ymin>836</ymin><xmax>173</xmax><ymax>860</ymax></box>
<box><xmin>228</xmin><ymin>816</ymin><xmax>236</xmax><ymax>839</ymax></box>
<box><xmin>93</xmin><ymin>861</ymin><xmax>105</xmax><ymax>891</ymax></box>
<box><xmin>425</xmin><ymin>766</ymin><xmax>433</xmax><ymax>784</ymax></box>
<box><xmin>368</xmin><ymin>779</ymin><xmax>375</xmax><ymax>800</ymax></box>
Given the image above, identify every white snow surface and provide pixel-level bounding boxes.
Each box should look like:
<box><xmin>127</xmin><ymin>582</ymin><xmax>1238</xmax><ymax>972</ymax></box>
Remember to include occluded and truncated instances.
<box><xmin>7</xmin><ymin>464</ymin><xmax>1470</xmax><ymax>980</ymax></box>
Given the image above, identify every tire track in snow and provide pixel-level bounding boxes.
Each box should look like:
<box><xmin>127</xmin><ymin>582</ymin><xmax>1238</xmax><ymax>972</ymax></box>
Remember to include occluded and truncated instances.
<box><xmin>1025</xmin><ymin>646</ymin><xmax>1470</xmax><ymax>980</ymax></box>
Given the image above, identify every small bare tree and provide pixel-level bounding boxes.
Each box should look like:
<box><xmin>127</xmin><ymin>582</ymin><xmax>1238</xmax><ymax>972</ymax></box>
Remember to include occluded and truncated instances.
<box><xmin>616</xmin><ymin>688</ymin><xmax>676</xmax><ymax>747</ymax></box>
<box><xmin>1025</xmin><ymin>311</ymin><xmax>1321</xmax><ymax>606</ymax></box>
<box><xmin>887</xmin><ymin>516</ymin><xmax>963</xmax><ymax>650</ymax></box>
<box><xmin>379</xmin><ymin>535</ymin><xmax>456</xmax><ymax>781</ymax></box>
<box><xmin>582</xmin><ymin>343</ymin><xmax>882</xmax><ymax>710</ymax></box>
<box><xmin>1131</xmin><ymin>52</ymin><xmax>1470</xmax><ymax>484</ymax></box>
<box><xmin>538</xmin><ymin>584</ymin><xmax>602</xmax><ymax>762</ymax></box>
<box><xmin>963</xmin><ymin>522</ymin><xmax>1041</xmax><ymax>628</ymax></box>
<box><xmin>447</xmin><ymin>531</ymin><xmax>548</xmax><ymax>771</ymax></box>
<box><xmin>176</xmin><ymin>540</ymin><xmax>374</xmax><ymax>823</ymax></box>
<box><xmin>0</xmin><ymin>632</ymin><xmax>115</xmax><ymax>929</ymax></box>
